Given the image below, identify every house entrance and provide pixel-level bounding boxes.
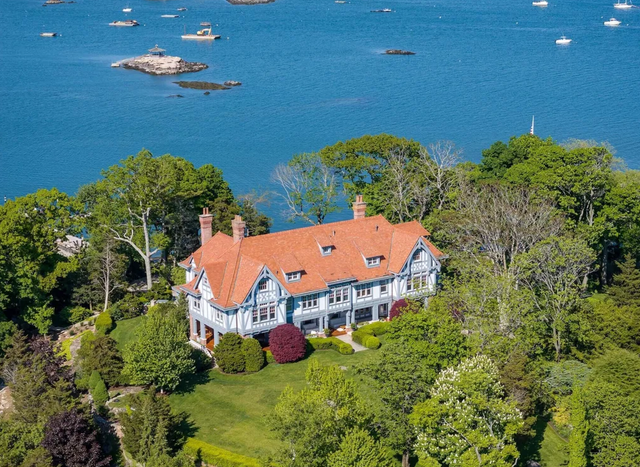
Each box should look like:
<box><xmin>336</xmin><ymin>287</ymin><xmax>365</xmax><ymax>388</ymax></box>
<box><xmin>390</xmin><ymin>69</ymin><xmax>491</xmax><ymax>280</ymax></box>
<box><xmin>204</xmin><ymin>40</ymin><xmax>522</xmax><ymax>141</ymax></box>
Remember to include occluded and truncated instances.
<box><xmin>378</xmin><ymin>303</ymin><xmax>389</xmax><ymax>319</ymax></box>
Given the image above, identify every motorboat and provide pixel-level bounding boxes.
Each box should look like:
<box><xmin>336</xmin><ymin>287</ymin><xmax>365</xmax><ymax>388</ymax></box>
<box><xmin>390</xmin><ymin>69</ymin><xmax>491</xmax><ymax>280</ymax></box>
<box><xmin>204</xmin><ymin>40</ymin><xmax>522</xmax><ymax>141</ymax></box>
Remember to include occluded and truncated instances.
<box><xmin>614</xmin><ymin>0</ymin><xmax>633</xmax><ymax>8</ymax></box>
<box><xmin>371</xmin><ymin>8</ymin><xmax>392</xmax><ymax>12</ymax></box>
<box><xmin>109</xmin><ymin>19</ymin><xmax>140</xmax><ymax>26</ymax></box>
<box><xmin>122</xmin><ymin>7</ymin><xmax>132</xmax><ymax>12</ymax></box>
<box><xmin>161</xmin><ymin>14</ymin><xmax>179</xmax><ymax>18</ymax></box>
<box><xmin>532</xmin><ymin>0</ymin><xmax>548</xmax><ymax>6</ymax></box>
<box><xmin>555</xmin><ymin>35</ymin><xmax>572</xmax><ymax>45</ymax></box>
<box><xmin>177</xmin><ymin>7</ymin><xmax>188</xmax><ymax>11</ymax></box>
<box><xmin>335</xmin><ymin>1</ymin><xmax>346</xmax><ymax>3</ymax></box>
<box><xmin>604</xmin><ymin>17</ymin><xmax>622</xmax><ymax>26</ymax></box>
<box><xmin>181</xmin><ymin>27</ymin><xmax>221</xmax><ymax>40</ymax></box>
<box><xmin>40</xmin><ymin>32</ymin><xmax>58</xmax><ymax>37</ymax></box>
<box><xmin>200</xmin><ymin>22</ymin><xmax>212</xmax><ymax>26</ymax></box>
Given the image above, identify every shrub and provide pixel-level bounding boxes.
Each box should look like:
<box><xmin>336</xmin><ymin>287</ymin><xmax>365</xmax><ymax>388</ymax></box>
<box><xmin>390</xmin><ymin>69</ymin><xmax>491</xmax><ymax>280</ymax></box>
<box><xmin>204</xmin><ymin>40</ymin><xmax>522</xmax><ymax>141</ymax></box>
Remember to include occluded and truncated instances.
<box><xmin>95</xmin><ymin>311</ymin><xmax>113</xmax><ymax>335</ymax></box>
<box><xmin>389</xmin><ymin>299</ymin><xmax>409</xmax><ymax>320</ymax></box>
<box><xmin>324</xmin><ymin>328</ymin><xmax>332</xmax><ymax>337</ymax></box>
<box><xmin>91</xmin><ymin>377</ymin><xmax>109</xmax><ymax>414</ymax></box>
<box><xmin>192</xmin><ymin>347</ymin><xmax>213</xmax><ymax>372</ymax></box>
<box><xmin>214</xmin><ymin>333</ymin><xmax>245</xmax><ymax>373</ymax></box>
<box><xmin>269</xmin><ymin>324</ymin><xmax>307</xmax><ymax>364</ymax></box>
<box><xmin>307</xmin><ymin>337</ymin><xmax>354</xmax><ymax>355</ymax></box>
<box><xmin>108</xmin><ymin>294</ymin><xmax>145</xmax><ymax>322</ymax></box>
<box><xmin>359</xmin><ymin>321</ymin><xmax>390</xmax><ymax>336</ymax></box>
<box><xmin>88</xmin><ymin>370</ymin><xmax>102</xmax><ymax>391</ymax></box>
<box><xmin>183</xmin><ymin>438</ymin><xmax>259</xmax><ymax>467</ymax></box>
<box><xmin>351</xmin><ymin>331</ymin><xmax>381</xmax><ymax>349</ymax></box>
<box><xmin>363</xmin><ymin>335</ymin><xmax>381</xmax><ymax>349</ymax></box>
<box><xmin>242</xmin><ymin>338</ymin><xmax>265</xmax><ymax>373</ymax></box>
<box><xmin>265</xmin><ymin>350</ymin><xmax>276</xmax><ymax>364</ymax></box>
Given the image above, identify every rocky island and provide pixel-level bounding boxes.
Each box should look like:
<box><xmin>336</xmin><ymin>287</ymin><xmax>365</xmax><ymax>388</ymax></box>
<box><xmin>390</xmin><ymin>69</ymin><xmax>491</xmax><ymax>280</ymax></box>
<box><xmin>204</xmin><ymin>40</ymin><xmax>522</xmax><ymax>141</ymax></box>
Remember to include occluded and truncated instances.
<box><xmin>227</xmin><ymin>0</ymin><xmax>275</xmax><ymax>4</ymax></box>
<box><xmin>120</xmin><ymin>48</ymin><xmax>207</xmax><ymax>76</ymax></box>
<box><xmin>174</xmin><ymin>81</ymin><xmax>230</xmax><ymax>91</ymax></box>
<box><xmin>385</xmin><ymin>49</ymin><xmax>416</xmax><ymax>55</ymax></box>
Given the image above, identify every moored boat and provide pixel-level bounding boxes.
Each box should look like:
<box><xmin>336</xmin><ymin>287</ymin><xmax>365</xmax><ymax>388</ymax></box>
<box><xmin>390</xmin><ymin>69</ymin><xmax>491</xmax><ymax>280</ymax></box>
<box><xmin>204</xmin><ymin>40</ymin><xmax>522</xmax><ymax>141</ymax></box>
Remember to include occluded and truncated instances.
<box><xmin>532</xmin><ymin>0</ymin><xmax>548</xmax><ymax>6</ymax></box>
<box><xmin>604</xmin><ymin>17</ymin><xmax>622</xmax><ymax>26</ymax></box>
<box><xmin>122</xmin><ymin>7</ymin><xmax>132</xmax><ymax>12</ymax></box>
<box><xmin>161</xmin><ymin>14</ymin><xmax>180</xmax><ymax>18</ymax></box>
<box><xmin>177</xmin><ymin>7</ymin><xmax>188</xmax><ymax>11</ymax></box>
<box><xmin>614</xmin><ymin>0</ymin><xmax>633</xmax><ymax>8</ymax></box>
<box><xmin>40</xmin><ymin>32</ymin><xmax>58</xmax><ymax>37</ymax></box>
<box><xmin>555</xmin><ymin>35</ymin><xmax>572</xmax><ymax>45</ymax></box>
<box><xmin>371</xmin><ymin>8</ymin><xmax>392</xmax><ymax>12</ymax></box>
<box><xmin>181</xmin><ymin>27</ymin><xmax>220</xmax><ymax>40</ymax></box>
<box><xmin>109</xmin><ymin>19</ymin><xmax>140</xmax><ymax>26</ymax></box>
<box><xmin>200</xmin><ymin>22</ymin><xmax>212</xmax><ymax>26</ymax></box>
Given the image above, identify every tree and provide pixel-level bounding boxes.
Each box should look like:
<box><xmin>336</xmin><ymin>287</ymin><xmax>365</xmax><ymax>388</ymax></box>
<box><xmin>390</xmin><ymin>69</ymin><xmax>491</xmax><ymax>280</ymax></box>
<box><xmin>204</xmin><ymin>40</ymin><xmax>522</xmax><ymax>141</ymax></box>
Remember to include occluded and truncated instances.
<box><xmin>327</xmin><ymin>429</ymin><xmax>393</xmax><ymax>467</ymax></box>
<box><xmin>477</xmin><ymin>134</ymin><xmax>555</xmax><ymax>180</ymax></box>
<box><xmin>0</xmin><ymin>189</ymin><xmax>83</xmax><ymax>332</ymax></box>
<box><xmin>389</xmin><ymin>298</ymin><xmax>408</xmax><ymax>320</ymax></box>
<box><xmin>0</xmin><ymin>419</ymin><xmax>48</xmax><ymax>467</ymax></box>
<box><xmin>88</xmin><ymin>236</ymin><xmax>126</xmax><ymax>312</ymax></box>
<box><xmin>358</xmin><ymin>303</ymin><xmax>467</xmax><ymax>467</ymax></box>
<box><xmin>213</xmin><ymin>333</ymin><xmax>245</xmax><ymax>374</ymax></box>
<box><xmin>411</xmin><ymin>355</ymin><xmax>523</xmax><ymax>467</ymax></box>
<box><xmin>123</xmin><ymin>303</ymin><xmax>195</xmax><ymax>392</ymax></box>
<box><xmin>269</xmin><ymin>324</ymin><xmax>307</xmax><ymax>363</ymax></box>
<box><xmin>120</xmin><ymin>388</ymin><xmax>187</xmax><ymax>463</ymax></box>
<box><xmin>241</xmin><ymin>337</ymin><xmax>265</xmax><ymax>373</ymax></box>
<box><xmin>568</xmin><ymin>388</ymin><xmax>588</xmax><ymax>467</ymax></box>
<box><xmin>272</xmin><ymin>152</ymin><xmax>340</xmax><ymax>225</ymax></box>
<box><xmin>268</xmin><ymin>360</ymin><xmax>372</xmax><ymax>467</ymax></box>
<box><xmin>77</xmin><ymin>334</ymin><xmax>124</xmax><ymax>387</ymax></box>
<box><xmin>517</xmin><ymin>236</ymin><xmax>595</xmax><ymax>361</ymax></box>
<box><xmin>608</xmin><ymin>254</ymin><xmax>640</xmax><ymax>307</ymax></box>
<box><xmin>42</xmin><ymin>409</ymin><xmax>110</xmax><ymax>467</ymax></box>
<box><xmin>91</xmin><ymin>376</ymin><xmax>109</xmax><ymax>414</ymax></box>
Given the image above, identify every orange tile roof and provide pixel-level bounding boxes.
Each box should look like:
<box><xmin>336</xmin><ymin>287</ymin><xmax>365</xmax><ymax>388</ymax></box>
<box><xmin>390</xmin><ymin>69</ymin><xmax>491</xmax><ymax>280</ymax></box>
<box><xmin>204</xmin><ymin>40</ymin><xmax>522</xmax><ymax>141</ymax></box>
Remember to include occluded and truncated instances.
<box><xmin>179</xmin><ymin>215</ymin><xmax>443</xmax><ymax>308</ymax></box>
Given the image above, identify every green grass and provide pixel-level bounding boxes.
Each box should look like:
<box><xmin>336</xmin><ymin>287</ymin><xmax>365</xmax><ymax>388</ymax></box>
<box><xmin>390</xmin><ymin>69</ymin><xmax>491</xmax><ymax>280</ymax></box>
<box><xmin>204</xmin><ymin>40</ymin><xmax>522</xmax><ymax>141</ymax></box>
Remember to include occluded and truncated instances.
<box><xmin>56</xmin><ymin>330</ymin><xmax>92</xmax><ymax>361</ymax></box>
<box><xmin>110</xmin><ymin>316</ymin><xmax>145</xmax><ymax>351</ymax></box>
<box><xmin>169</xmin><ymin>349</ymin><xmax>380</xmax><ymax>459</ymax></box>
<box><xmin>539</xmin><ymin>422</ymin><xmax>569</xmax><ymax>467</ymax></box>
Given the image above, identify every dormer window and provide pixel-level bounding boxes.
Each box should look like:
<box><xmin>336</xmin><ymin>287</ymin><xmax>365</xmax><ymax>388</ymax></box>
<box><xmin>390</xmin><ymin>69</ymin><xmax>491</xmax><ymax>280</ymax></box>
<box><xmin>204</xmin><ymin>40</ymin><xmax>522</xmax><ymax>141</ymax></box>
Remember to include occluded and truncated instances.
<box><xmin>321</xmin><ymin>246</ymin><xmax>332</xmax><ymax>256</ymax></box>
<box><xmin>286</xmin><ymin>271</ymin><xmax>301</xmax><ymax>283</ymax></box>
<box><xmin>366</xmin><ymin>256</ymin><xmax>380</xmax><ymax>268</ymax></box>
<box><xmin>413</xmin><ymin>250</ymin><xmax>422</xmax><ymax>262</ymax></box>
<box><xmin>258</xmin><ymin>279</ymin><xmax>268</xmax><ymax>291</ymax></box>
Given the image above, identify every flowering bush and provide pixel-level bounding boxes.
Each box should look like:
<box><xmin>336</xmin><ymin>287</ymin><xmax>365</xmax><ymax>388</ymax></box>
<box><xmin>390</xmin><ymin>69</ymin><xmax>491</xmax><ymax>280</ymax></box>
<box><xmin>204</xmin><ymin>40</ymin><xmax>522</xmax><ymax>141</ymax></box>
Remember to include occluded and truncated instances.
<box><xmin>389</xmin><ymin>299</ymin><xmax>408</xmax><ymax>320</ymax></box>
<box><xmin>269</xmin><ymin>324</ymin><xmax>306</xmax><ymax>364</ymax></box>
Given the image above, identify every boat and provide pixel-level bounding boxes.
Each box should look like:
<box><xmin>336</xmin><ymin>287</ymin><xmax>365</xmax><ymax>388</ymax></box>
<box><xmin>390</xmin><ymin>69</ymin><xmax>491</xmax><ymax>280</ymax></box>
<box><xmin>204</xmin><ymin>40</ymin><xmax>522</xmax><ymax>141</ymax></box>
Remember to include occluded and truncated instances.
<box><xmin>111</xmin><ymin>62</ymin><xmax>120</xmax><ymax>67</ymax></box>
<box><xmin>604</xmin><ymin>17</ymin><xmax>622</xmax><ymax>26</ymax></box>
<box><xmin>109</xmin><ymin>19</ymin><xmax>140</xmax><ymax>26</ymax></box>
<box><xmin>335</xmin><ymin>1</ymin><xmax>346</xmax><ymax>3</ymax></box>
<box><xmin>44</xmin><ymin>0</ymin><xmax>64</xmax><ymax>4</ymax></box>
<box><xmin>371</xmin><ymin>8</ymin><xmax>392</xmax><ymax>12</ymax></box>
<box><xmin>177</xmin><ymin>7</ymin><xmax>187</xmax><ymax>11</ymax></box>
<box><xmin>200</xmin><ymin>21</ymin><xmax>212</xmax><ymax>26</ymax></box>
<box><xmin>181</xmin><ymin>27</ymin><xmax>221</xmax><ymax>40</ymax></box>
<box><xmin>529</xmin><ymin>116</ymin><xmax>535</xmax><ymax>135</ymax></box>
<box><xmin>614</xmin><ymin>0</ymin><xmax>633</xmax><ymax>8</ymax></box>
<box><xmin>40</xmin><ymin>32</ymin><xmax>58</xmax><ymax>37</ymax></box>
<box><xmin>122</xmin><ymin>7</ymin><xmax>132</xmax><ymax>12</ymax></box>
<box><xmin>161</xmin><ymin>14</ymin><xmax>179</xmax><ymax>18</ymax></box>
<box><xmin>555</xmin><ymin>35</ymin><xmax>572</xmax><ymax>45</ymax></box>
<box><xmin>532</xmin><ymin>0</ymin><xmax>548</xmax><ymax>6</ymax></box>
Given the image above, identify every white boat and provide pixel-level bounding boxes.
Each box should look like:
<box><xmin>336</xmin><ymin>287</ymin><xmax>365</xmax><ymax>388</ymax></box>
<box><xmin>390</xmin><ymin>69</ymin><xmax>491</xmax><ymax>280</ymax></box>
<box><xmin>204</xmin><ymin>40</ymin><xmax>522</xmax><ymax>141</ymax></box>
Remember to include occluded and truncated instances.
<box><xmin>604</xmin><ymin>17</ymin><xmax>622</xmax><ymax>26</ymax></box>
<box><xmin>532</xmin><ymin>1</ymin><xmax>548</xmax><ymax>6</ymax></box>
<box><xmin>200</xmin><ymin>21</ymin><xmax>212</xmax><ymax>26</ymax></box>
<box><xmin>181</xmin><ymin>27</ymin><xmax>220</xmax><ymax>40</ymax></box>
<box><xmin>111</xmin><ymin>62</ymin><xmax>120</xmax><ymax>67</ymax></box>
<box><xmin>371</xmin><ymin>8</ymin><xmax>392</xmax><ymax>12</ymax></box>
<box><xmin>40</xmin><ymin>32</ymin><xmax>57</xmax><ymax>37</ymax></box>
<box><xmin>555</xmin><ymin>35</ymin><xmax>572</xmax><ymax>45</ymax></box>
<box><xmin>335</xmin><ymin>1</ymin><xmax>346</xmax><ymax>3</ymax></box>
<box><xmin>109</xmin><ymin>19</ymin><xmax>140</xmax><ymax>26</ymax></box>
<box><xmin>122</xmin><ymin>7</ymin><xmax>132</xmax><ymax>12</ymax></box>
<box><xmin>161</xmin><ymin>14</ymin><xmax>179</xmax><ymax>18</ymax></box>
<box><xmin>177</xmin><ymin>7</ymin><xmax>187</xmax><ymax>11</ymax></box>
<box><xmin>614</xmin><ymin>0</ymin><xmax>633</xmax><ymax>8</ymax></box>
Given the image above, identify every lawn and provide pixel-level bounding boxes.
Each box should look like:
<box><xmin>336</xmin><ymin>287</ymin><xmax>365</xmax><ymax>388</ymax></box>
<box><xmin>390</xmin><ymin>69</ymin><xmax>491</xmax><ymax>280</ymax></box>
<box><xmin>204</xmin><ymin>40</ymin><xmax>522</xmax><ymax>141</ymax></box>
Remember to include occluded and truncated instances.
<box><xmin>110</xmin><ymin>316</ymin><xmax>145</xmax><ymax>351</ymax></box>
<box><xmin>168</xmin><ymin>349</ymin><xmax>380</xmax><ymax>459</ymax></box>
<box><xmin>539</xmin><ymin>422</ymin><xmax>569</xmax><ymax>467</ymax></box>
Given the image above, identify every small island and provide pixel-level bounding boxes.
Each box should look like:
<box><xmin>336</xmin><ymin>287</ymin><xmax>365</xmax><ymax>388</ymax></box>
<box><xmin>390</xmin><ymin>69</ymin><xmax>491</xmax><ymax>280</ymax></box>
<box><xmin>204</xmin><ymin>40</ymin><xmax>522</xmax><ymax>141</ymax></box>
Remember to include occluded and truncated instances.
<box><xmin>174</xmin><ymin>81</ymin><xmax>230</xmax><ymax>91</ymax></box>
<box><xmin>119</xmin><ymin>46</ymin><xmax>207</xmax><ymax>76</ymax></box>
<box><xmin>227</xmin><ymin>0</ymin><xmax>275</xmax><ymax>4</ymax></box>
<box><xmin>385</xmin><ymin>49</ymin><xmax>416</xmax><ymax>55</ymax></box>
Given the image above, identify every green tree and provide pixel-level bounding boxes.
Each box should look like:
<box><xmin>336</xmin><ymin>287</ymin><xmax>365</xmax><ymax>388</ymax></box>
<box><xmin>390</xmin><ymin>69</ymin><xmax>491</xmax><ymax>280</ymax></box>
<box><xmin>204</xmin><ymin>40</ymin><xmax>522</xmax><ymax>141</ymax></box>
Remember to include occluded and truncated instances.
<box><xmin>477</xmin><ymin>134</ymin><xmax>555</xmax><ymax>180</ymax></box>
<box><xmin>77</xmin><ymin>334</ymin><xmax>124</xmax><ymax>387</ymax></box>
<box><xmin>411</xmin><ymin>355</ymin><xmax>523</xmax><ymax>467</ymax></box>
<box><xmin>608</xmin><ymin>254</ymin><xmax>640</xmax><ymax>307</ymax></box>
<box><xmin>123</xmin><ymin>303</ymin><xmax>195</xmax><ymax>392</ymax></box>
<box><xmin>327</xmin><ymin>429</ymin><xmax>394</xmax><ymax>467</ymax></box>
<box><xmin>241</xmin><ymin>337</ymin><xmax>264</xmax><ymax>373</ymax></box>
<box><xmin>568</xmin><ymin>388</ymin><xmax>588</xmax><ymax>467</ymax></box>
<box><xmin>0</xmin><ymin>420</ymin><xmax>48</xmax><ymax>467</ymax></box>
<box><xmin>213</xmin><ymin>333</ymin><xmax>245</xmax><ymax>374</ymax></box>
<box><xmin>268</xmin><ymin>359</ymin><xmax>372</xmax><ymax>467</ymax></box>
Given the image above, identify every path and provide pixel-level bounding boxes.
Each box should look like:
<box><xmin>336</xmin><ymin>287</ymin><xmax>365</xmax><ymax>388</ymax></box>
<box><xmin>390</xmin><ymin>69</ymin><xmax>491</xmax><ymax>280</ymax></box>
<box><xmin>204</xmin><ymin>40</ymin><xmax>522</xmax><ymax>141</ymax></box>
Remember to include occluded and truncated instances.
<box><xmin>335</xmin><ymin>333</ymin><xmax>368</xmax><ymax>352</ymax></box>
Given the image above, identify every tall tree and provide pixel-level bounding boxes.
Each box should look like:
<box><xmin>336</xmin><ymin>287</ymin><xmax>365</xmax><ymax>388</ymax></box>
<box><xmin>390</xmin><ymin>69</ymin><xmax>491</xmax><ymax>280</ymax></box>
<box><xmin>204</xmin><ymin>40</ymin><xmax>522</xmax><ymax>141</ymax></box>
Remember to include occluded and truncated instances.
<box><xmin>411</xmin><ymin>355</ymin><xmax>523</xmax><ymax>467</ymax></box>
<box><xmin>327</xmin><ymin>429</ymin><xmax>394</xmax><ymax>467</ymax></box>
<box><xmin>607</xmin><ymin>254</ymin><xmax>640</xmax><ymax>307</ymax></box>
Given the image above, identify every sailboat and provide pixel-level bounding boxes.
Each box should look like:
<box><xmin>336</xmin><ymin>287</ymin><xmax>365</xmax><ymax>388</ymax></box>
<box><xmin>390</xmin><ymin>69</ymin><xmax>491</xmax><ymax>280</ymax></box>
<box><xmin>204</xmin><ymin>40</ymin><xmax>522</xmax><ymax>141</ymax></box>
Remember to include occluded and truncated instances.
<box><xmin>122</xmin><ymin>5</ymin><xmax>132</xmax><ymax>12</ymax></box>
<box><xmin>614</xmin><ymin>0</ymin><xmax>633</xmax><ymax>9</ymax></box>
<box><xmin>529</xmin><ymin>116</ymin><xmax>535</xmax><ymax>135</ymax></box>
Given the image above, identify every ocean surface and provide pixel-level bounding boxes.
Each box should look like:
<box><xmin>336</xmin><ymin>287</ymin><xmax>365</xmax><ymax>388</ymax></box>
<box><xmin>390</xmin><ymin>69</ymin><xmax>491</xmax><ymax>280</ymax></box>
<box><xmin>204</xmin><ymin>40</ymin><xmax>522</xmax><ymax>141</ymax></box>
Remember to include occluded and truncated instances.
<box><xmin>1</xmin><ymin>0</ymin><xmax>640</xmax><ymax>228</ymax></box>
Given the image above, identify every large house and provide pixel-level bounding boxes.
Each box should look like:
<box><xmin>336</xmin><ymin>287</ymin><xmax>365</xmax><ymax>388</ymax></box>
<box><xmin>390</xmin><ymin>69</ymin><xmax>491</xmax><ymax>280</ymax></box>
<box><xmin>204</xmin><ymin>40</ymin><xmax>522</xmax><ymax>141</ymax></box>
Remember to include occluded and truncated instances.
<box><xmin>175</xmin><ymin>196</ymin><xmax>444</xmax><ymax>350</ymax></box>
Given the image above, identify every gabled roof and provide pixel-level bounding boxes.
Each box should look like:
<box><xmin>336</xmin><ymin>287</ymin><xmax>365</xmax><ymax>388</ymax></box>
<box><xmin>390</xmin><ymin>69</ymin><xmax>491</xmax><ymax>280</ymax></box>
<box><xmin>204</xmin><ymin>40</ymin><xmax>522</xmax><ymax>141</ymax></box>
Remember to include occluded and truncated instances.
<box><xmin>178</xmin><ymin>215</ymin><xmax>444</xmax><ymax>308</ymax></box>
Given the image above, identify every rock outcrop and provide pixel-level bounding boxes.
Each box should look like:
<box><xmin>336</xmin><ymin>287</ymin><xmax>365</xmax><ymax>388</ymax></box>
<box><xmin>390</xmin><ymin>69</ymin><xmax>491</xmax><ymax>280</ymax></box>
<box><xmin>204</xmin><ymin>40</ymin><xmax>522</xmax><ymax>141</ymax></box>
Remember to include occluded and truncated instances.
<box><xmin>122</xmin><ymin>55</ymin><xmax>208</xmax><ymax>76</ymax></box>
<box><xmin>174</xmin><ymin>81</ymin><xmax>230</xmax><ymax>90</ymax></box>
<box><xmin>227</xmin><ymin>0</ymin><xmax>275</xmax><ymax>4</ymax></box>
<box><xmin>223</xmin><ymin>80</ymin><xmax>242</xmax><ymax>86</ymax></box>
<box><xmin>384</xmin><ymin>49</ymin><xmax>416</xmax><ymax>55</ymax></box>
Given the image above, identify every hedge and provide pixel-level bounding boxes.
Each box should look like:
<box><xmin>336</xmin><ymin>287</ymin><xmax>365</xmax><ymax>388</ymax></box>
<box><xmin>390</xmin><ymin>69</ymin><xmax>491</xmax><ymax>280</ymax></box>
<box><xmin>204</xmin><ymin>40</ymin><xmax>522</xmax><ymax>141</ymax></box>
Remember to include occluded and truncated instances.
<box><xmin>307</xmin><ymin>337</ymin><xmax>354</xmax><ymax>355</ymax></box>
<box><xmin>357</xmin><ymin>321</ymin><xmax>390</xmax><ymax>336</ymax></box>
<box><xmin>184</xmin><ymin>438</ymin><xmax>260</xmax><ymax>467</ymax></box>
<box><xmin>351</xmin><ymin>331</ymin><xmax>381</xmax><ymax>349</ymax></box>
<box><xmin>95</xmin><ymin>311</ymin><xmax>114</xmax><ymax>335</ymax></box>
<box><xmin>242</xmin><ymin>337</ymin><xmax>265</xmax><ymax>373</ymax></box>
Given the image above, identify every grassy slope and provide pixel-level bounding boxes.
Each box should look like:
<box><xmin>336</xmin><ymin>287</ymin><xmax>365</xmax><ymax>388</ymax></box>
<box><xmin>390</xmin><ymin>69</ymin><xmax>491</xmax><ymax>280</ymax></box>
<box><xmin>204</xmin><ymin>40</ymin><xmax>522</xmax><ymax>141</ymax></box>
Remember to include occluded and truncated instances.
<box><xmin>169</xmin><ymin>349</ymin><xmax>379</xmax><ymax>459</ymax></box>
<box><xmin>110</xmin><ymin>316</ymin><xmax>145</xmax><ymax>351</ymax></box>
<box><xmin>539</xmin><ymin>422</ymin><xmax>569</xmax><ymax>467</ymax></box>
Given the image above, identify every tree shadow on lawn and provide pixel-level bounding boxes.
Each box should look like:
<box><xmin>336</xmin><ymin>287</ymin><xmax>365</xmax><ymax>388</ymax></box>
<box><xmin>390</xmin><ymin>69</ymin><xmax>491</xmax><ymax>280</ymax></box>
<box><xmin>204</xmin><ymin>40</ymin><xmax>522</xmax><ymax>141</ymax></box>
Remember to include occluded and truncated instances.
<box><xmin>172</xmin><ymin>370</ymin><xmax>212</xmax><ymax>396</ymax></box>
<box><xmin>518</xmin><ymin>413</ymin><xmax>551</xmax><ymax>464</ymax></box>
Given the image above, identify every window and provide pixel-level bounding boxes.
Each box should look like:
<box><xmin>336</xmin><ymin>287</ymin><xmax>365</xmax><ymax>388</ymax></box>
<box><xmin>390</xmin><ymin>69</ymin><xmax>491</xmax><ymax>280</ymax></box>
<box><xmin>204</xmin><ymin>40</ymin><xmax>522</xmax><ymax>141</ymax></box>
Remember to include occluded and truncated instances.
<box><xmin>286</xmin><ymin>271</ymin><xmax>301</xmax><ymax>282</ymax></box>
<box><xmin>366</xmin><ymin>256</ymin><xmax>380</xmax><ymax>267</ymax></box>
<box><xmin>258</xmin><ymin>279</ymin><xmax>268</xmax><ymax>291</ymax></box>
<box><xmin>192</xmin><ymin>299</ymin><xmax>200</xmax><ymax>310</ymax></box>
<box><xmin>407</xmin><ymin>271</ymin><xmax>429</xmax><ymax>292</ymax></box>
<box><xmin>254</xmin><ymin>302</ymin><xmax>277</xmax><ymax>323</ymax></box>
<box><xmin>259</xmin><ymin>304</ymin><xmax>269</xmax><ymax>321</ymax></box>
<box><xmin>322</xmin><ymin>246</ymin><xmax>332</xmax><ymax>256</ymax></box>
<box><xmin>215</xmin><ymin>308</ymin><xmax>224</xmax><ymax>323</ymax></box>
<box><xmin>269</xmin><ymin>304</ymin><xmax>276</xmax><ymax>320</ymax></box>
<box><xmin>301</xmin><ymin>294</ymin><xmax>318</xmax><ymax>309</ymax></box>
<box><xmin>356</xmin><ymin>284</ymin><xmax>372</xmax><ymax>298</ymax></box>
<box><xmin>328</xmin><ymin>286</ymin><xmax>349</xmax><ymax>305</ymax></box>
<box><xmin>413</xmin><ymin>250</ymin><xmax>422</xmax><ymax>262</ymax></box>
<box><xmin>202</xmin><ymin>276</ymin><xmax>208</xmax><ymax>285</ymax></box>
<box><xmin>252</xmin><ymin>308</ymin><xmax>259</xmax><ymax>323</ymax></box>
<box><xmin>380</xmin><ymin>280</ymin><xmax>389</xmax><ymax>295</ymax></box>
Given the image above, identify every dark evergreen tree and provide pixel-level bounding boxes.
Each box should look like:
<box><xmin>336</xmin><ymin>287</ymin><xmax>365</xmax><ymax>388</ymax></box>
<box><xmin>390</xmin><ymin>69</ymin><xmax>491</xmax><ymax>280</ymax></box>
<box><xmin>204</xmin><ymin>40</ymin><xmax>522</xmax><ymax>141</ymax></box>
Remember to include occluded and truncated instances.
<box><xmin>77</xmin><ymin>334</ymin><xmax>123</xmax><ymax>387</ymax></box>
<box><xmin>608</xmin><ymin>254</ymin><xmax>640</xmax><ymax>307</ymax></box>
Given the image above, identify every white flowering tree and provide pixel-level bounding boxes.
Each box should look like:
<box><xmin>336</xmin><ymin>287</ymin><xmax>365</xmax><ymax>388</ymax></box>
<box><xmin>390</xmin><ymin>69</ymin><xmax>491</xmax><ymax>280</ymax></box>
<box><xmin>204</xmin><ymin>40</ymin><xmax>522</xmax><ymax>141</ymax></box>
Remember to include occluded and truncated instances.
<box><xmin>410</xmin><ymin>355</ymin><xmax>523</xmax><ymax>467</ymax></box>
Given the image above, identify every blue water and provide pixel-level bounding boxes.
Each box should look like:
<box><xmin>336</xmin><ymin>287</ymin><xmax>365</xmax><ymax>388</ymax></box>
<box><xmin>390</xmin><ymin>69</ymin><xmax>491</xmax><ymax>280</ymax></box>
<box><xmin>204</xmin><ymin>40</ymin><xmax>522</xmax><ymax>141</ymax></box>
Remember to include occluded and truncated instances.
<box><xmin>1</xmin><ymin>0</ymin><xmax>640</xmax><ymax>226</ymax></box>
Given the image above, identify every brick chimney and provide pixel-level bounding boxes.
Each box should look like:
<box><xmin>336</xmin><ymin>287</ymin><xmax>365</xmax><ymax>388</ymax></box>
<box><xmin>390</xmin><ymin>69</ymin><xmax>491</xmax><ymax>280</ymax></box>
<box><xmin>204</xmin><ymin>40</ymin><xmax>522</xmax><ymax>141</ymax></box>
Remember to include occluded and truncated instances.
<box><xmin>353</xmin><ymin>194</ymin><xmax>366</xmax><ymax>220</ymax></box>
<box><xmin>199</xmin><ymin>208</ymin><xmax>213</xmax><ymax>245</ymax></box>
<box><xmin>232</xmin><ymin>215</ymin><xmax>246</xmax><ymax>243</ymax></box>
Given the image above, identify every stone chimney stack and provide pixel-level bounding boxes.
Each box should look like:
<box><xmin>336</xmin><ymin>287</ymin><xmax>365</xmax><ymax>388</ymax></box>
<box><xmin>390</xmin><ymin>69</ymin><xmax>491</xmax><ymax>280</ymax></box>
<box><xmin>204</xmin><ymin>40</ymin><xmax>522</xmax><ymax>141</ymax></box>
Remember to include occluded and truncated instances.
<box><xmin>353</xmin><ymin>194</ymin><xmax>366</xmax><ymax>220</ymax></box>
<box><xmin>232</xmin><ymin>215</ymin><xmax>246</xmax><ymax>243</ymax></box>
<box><xmin>199</xmin><ymin>208</ymin><xmax>213</xmax><ymax>245</ymax></box>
